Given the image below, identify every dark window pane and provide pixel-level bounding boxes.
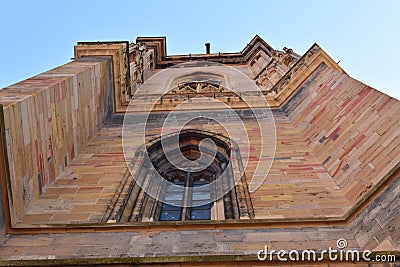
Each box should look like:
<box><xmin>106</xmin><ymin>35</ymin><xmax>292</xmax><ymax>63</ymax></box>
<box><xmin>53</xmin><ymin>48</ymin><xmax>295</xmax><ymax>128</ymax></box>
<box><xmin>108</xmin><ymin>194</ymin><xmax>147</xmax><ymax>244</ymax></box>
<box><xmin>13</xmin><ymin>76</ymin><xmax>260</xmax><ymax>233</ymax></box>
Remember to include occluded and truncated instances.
<box><xmin>159</xmin><ymin>174</ymin><xmax>213</xmax><ymax>221</ymax></box>
<box><xmin>167</xmin><ymin>184</ymin><xmax>184</xmax><ymax>192</ymax></box>
<box><xmin>160</xmin><ymin>211</ymin><xmax>181</xmax><ymax>221</ymax></box>
<box><xmin>190</xmin><ymin>208</ymin><xmax>211</xmax><ymax>220</ymax></box>
<box><xmin>192</xmin><ymin>191</ymin><xmax>210</xmax><ymax>200</ymax></box>
<box><xmin>193</xmin><ymin>182</ymin><xmax>210</xmax><ymax>187</ymax></box>
<box><xmin>161</xmin><ymin>203</ymin><xmax>181</xmax><ymax>211</ymax></box>
<box><xmin>165</xmin><ymin>192</ymin><xmax>183</xmax><ymax>201</ymax></box>
<box><xmin>171</xmin><ymin>179</ymin><xmax>185</xmax><ymax>185</ymax></box>
<box><xmin>191</xmin><ymin>202</ymin><xmax>211</xmax><ymax>208</ymax></box>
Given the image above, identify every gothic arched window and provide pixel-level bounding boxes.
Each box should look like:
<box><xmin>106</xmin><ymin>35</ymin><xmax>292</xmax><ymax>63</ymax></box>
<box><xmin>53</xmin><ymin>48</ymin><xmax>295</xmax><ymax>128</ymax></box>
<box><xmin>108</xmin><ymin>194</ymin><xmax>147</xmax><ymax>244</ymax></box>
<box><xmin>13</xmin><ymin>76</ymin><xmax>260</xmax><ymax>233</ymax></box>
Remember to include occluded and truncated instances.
<box><xmin>159</xmin><ymin>176</ymin><xmax>212</xmax><ymax>221</ymax></box>
<box><xmin>101</xmin><ymin>129</ymin><xmax>254</xmax><ymax>223</ymax></box>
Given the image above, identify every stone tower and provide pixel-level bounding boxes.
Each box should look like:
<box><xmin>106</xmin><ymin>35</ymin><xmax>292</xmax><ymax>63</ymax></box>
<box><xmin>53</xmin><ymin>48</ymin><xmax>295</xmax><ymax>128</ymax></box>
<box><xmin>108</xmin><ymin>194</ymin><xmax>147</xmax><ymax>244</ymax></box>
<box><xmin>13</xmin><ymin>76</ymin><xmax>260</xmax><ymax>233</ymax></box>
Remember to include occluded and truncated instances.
<box><xmin>0</xmin><ymin>35</ymin><xmax>398</xmax><ymax>266</ymax></box>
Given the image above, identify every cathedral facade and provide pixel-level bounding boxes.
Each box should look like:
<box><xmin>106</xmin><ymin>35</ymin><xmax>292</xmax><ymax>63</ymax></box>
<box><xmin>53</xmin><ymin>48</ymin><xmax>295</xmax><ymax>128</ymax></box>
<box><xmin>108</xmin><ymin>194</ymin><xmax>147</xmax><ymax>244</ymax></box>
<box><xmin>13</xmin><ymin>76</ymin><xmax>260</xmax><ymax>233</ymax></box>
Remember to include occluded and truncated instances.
<box><xmin>0</xmin><ymin>36</ymin><xmax>398</xmax><ymax>266</ymax></box>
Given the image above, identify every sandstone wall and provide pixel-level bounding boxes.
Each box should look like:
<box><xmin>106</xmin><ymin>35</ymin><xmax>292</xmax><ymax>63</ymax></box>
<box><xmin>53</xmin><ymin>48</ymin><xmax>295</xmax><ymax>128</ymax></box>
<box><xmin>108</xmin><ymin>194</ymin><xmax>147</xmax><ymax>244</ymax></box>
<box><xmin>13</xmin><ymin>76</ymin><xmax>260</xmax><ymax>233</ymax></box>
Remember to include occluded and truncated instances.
<box><xmin>0</xmin><ymin>58</ymin><xmax>113</xmax><ymax>224</ymax></box>
<box><xmin>283</xmin><ymin>63</ymin><xmax>400</xmax><ymax>204</ymax></box>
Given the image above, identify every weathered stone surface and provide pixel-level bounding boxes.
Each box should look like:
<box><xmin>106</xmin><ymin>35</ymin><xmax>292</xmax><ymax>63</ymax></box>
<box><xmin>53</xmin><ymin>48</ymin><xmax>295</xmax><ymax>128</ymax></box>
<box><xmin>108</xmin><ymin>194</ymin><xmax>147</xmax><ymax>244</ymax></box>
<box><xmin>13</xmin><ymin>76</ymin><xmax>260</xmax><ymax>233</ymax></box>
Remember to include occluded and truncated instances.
<box><xmin>0</xmin><ymin>35</ymin><xmax>398</xmax><ymax>266</ymax></box>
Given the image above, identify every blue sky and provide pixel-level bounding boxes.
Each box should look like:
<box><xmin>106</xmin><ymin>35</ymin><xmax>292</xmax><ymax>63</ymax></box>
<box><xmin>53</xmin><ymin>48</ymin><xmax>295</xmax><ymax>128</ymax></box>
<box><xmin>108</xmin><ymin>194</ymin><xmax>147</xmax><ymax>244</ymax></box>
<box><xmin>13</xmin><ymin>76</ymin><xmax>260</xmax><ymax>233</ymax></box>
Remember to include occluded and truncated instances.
<box><xmin>1</xmin><ymin>0</ymin><xmax>399</xmax><ymax>99</ymax></box>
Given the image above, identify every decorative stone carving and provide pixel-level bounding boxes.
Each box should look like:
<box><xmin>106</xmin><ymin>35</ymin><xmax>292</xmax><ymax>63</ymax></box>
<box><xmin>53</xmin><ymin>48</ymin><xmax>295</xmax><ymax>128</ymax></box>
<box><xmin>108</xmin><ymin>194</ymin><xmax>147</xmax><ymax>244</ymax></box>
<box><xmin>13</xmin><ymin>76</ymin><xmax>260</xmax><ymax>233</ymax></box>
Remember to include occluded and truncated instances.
<box><xmin>268</xmin><ymin>44</ymin><xmax>320</xmax><ymax>94</ymax></box>
<box><xmin>130</xmin><ymin>43</ymin><xmax>146</xmax><ymax>84</ymax></box>
<box><xmin>170</xmin><ymin>81</ymin><xmax>224</xmax><ymax>95</ymax></box>
<box><xmin>252</xmin><ymin>47</ymin><xmax>301</xmax><ymax>95</ymax></box>
<box><xmin>122</xmin><ymin>43</ymin><xmax>131</xmax><ymax>98</ymax></box>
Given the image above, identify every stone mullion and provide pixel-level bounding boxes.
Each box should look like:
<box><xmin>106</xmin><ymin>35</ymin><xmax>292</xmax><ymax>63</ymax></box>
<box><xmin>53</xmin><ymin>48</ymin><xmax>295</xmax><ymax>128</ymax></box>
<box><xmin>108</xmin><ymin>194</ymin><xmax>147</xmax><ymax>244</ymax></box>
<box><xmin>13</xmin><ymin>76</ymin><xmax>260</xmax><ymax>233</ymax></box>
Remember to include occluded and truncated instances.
<box><xmin>235</xmin><ymin>146</ymin><xmax>255</xmax><ymax>219</ymax></box>
<box><xmin>220</xmin><ymin>164</ymin><xmax>234</xmax><ymax>220</ymax></box>
<box><xmin>128</xmin><ymin>168</ymin><xmax>152</xmax><ymax>222</ymax></box>
<box><xmin>182</xmin><ymin>172</ymin><xmax>192</xmax><ymax>221</ymax></box>
<box><xmin>122</xmin><ymin>159</ymin><xmax>150</xmax><ymax>221</ymax></box>
<box><xmin>101</xmin><ymin>151</ymin><xmax>144</xmax><ymax>223</ymax></box>
<box><xmin>140</xmin><ymin>170</ymin><xmax>164</xmax><ymax>222</ymax></box>
<box><xmin>227</xmin><ymin>162</ymin><xmax>240</xmax><ymax>220</ymax></box>
<box><xmin>119</xmin><ymin>183</ymin><xmax>141</xmax><ymax>222</ymax></box>
<box><xmin>231</xmin><ymin>147</ymin><xmax>251</xmax><ymax>219</ymax></box>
